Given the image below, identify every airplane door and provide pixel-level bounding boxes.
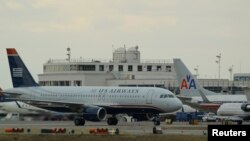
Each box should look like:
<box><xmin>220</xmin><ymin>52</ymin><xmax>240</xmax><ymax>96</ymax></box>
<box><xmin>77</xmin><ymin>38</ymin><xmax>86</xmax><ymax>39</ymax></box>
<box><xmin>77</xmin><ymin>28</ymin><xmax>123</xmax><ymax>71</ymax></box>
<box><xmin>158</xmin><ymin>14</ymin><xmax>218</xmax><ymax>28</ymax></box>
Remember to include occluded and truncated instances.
<box><xmin>146</xmin><ymin>89</ymin><xmax>154</xmax><ymax>104</ymax></box>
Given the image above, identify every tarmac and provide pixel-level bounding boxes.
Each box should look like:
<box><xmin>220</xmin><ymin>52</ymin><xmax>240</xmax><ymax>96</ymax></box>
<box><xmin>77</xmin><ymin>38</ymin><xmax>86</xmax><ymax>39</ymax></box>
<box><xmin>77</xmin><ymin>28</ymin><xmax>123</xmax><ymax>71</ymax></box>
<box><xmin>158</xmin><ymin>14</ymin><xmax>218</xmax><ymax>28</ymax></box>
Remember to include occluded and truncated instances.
<box><xmin>0</xmin><ymin>120</ymin><xmax>211</xmax><ymax>135</ymax></box>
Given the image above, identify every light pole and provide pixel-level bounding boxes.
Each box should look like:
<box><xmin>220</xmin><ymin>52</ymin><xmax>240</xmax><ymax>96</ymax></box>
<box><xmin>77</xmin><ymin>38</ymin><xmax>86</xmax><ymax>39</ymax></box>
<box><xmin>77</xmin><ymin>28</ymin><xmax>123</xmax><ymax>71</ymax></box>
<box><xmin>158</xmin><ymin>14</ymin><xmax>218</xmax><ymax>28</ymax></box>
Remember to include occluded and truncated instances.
<box><xmin>228</xmin><ymin>65</ymin><xmax>233</xmax><ymax>81</ymax></box>
<box><xmin>228</xmin><ymin>65</ymin><xmax>234</xmax><ymax>93</ymax></box>
<box><xmin>216</xmin><ymin>53</ymin><xmax>221</xmax><ymax>79</ymax></box>
<box><xmin>194</xmin><ymin>66</ymin><xmax>199</xmax><ymax>78</ymax></box>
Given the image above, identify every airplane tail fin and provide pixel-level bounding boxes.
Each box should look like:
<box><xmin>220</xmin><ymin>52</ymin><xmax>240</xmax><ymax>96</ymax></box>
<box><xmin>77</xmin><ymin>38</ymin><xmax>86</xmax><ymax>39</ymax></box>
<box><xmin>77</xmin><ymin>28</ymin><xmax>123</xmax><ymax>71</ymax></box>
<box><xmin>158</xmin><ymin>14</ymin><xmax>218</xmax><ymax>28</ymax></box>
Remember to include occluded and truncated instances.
<box><xmin>173</xmin><ymin>58</ymin><xmax>216</xmax><ymax>97</ymax></box>
<box><xmin>0</xmin><ymin>87</ymin><xmax>3</xmax><ymax>101</ymax></box>
<box><xmin>243</xmin><ymin>87</ymin><xmax>250</xmax><ymax>102</ymax></box>
<box><xmin>6</xmin><ymin>48</ymin><xmax>38</xmax><ymax>88</ymax></box>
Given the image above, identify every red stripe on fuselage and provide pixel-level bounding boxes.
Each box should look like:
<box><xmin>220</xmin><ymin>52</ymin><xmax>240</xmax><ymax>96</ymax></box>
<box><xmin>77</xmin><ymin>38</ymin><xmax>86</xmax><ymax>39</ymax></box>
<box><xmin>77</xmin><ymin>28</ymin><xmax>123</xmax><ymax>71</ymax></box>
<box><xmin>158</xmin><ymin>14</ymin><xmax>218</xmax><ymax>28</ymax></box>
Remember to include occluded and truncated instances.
<box><xmin>200</xmin><ymin>103</ymin><xmax>221</xmax><ymax>110</ymax></box>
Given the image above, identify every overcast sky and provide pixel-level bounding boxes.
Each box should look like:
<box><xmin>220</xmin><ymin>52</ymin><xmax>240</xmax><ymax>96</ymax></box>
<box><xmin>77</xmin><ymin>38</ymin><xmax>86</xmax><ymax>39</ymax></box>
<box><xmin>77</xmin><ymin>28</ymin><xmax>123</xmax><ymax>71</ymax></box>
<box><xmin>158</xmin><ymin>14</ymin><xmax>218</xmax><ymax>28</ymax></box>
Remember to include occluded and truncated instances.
<box><xmin>0</xmin><ymin>0</ymin><xmax>250</xmax><ymax>89</ymax></box>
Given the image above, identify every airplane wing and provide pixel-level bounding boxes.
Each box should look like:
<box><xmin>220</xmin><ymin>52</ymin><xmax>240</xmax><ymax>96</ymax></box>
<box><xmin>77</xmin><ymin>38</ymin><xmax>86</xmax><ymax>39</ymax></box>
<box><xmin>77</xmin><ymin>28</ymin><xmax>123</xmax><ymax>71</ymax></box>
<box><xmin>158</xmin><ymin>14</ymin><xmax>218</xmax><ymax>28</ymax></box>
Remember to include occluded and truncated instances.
<box><xmin>177</xmin><ymin>95</ymin><xmax>192</xmax><ymax>101</ymax></box>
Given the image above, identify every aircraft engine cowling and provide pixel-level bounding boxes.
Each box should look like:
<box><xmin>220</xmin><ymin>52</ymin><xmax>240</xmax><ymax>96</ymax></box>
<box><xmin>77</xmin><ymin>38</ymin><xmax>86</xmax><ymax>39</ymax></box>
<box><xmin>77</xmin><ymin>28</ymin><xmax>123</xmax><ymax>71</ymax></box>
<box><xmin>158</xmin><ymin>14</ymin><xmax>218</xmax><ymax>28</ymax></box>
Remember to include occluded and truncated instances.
<box><xmin>132</xmin><ymin>114</ymin><xmax>155</xmax><ymax>121</ymax></box>
<box><xmin>83</xmin><ymin>107</ymin><xmax>107</xmax><ymax>121</ymax></box>
<box><xmin>241</xmin><ymin>103</ymin><xmax>250</xmax><ymax>112</ymax></box>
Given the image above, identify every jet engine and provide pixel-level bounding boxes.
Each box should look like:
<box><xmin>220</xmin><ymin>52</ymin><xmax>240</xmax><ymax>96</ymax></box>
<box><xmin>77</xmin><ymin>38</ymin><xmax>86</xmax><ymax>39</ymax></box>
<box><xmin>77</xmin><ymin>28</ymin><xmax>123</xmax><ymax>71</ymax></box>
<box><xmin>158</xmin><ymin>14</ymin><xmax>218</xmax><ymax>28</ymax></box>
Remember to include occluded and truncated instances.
<box><xmin>241</xmin><ymin>103</ymin><xmax>250</xmax><ymax>112</ymax></box>
<box><xmin>83</xmin><ymin>107</ymin><xmax>107</xmax><ymax>121</ymax></box>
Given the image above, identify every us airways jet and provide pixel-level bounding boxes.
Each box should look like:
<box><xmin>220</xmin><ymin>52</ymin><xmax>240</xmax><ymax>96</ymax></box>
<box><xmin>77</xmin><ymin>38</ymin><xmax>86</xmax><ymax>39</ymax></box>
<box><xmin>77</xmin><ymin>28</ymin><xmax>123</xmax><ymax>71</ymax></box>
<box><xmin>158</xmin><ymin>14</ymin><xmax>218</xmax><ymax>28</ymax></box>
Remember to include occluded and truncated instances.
<box><xmin>2</xmin><ymin>48</ymin><xmax>182</xmax><ymax>126</ymax></box>
<box><xmin>173</xmin><ymin>58</ymin><xmax>247</xmax><ymax>113</ymax></box>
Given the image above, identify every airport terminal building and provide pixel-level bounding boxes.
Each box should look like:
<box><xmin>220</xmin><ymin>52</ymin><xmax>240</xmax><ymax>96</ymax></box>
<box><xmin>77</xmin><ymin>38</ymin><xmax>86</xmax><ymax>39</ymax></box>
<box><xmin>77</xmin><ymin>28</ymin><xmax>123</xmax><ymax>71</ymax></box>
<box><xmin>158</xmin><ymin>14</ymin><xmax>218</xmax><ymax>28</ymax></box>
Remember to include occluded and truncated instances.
<box><xmin>38</xmin><ymin>47</ymin><xmax>250</xmax><ymax>94</ymax></box>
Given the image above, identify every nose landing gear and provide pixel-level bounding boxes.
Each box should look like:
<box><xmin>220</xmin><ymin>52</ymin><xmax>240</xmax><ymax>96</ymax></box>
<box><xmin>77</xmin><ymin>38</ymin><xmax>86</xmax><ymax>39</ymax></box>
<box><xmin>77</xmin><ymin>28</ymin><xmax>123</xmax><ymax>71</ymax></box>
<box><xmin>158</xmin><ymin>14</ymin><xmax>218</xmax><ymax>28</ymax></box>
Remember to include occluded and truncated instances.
<box><xmin>153</xmin><ymin>115</ymin><xmax>160</xmax><ymax>126</ymax></box>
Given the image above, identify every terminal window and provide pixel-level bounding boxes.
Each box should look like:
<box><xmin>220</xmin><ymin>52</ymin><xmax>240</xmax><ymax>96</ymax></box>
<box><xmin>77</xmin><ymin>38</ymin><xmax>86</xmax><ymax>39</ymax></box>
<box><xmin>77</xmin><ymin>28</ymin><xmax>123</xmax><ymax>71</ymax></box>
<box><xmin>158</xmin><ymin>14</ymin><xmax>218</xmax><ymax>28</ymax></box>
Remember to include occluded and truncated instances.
<box><xmin>138</xmin><ymin>65</ymin><xmax>142</xmax><ymax>71</ymax></box>
<box><xmin>119</xmin><ymin>65</ymin><xmax>123</xmax><ymax>71</ymax></box>
<box><xmin>74</xmin><ymin>81</ymin><xmax>82</xmax><ymax>86</ymax></box>
<box><xmin>78</xmin><ymin>65</ymin><xmax>96</xmax><ymax>71</ymax></box>
<box><xmin>166</xmin><ymin>66</ymin><xmax>171</xmax><ymax>72</ymax></box>
<box><xmin>109</xmin><ymin>65</ymin><xmax>113</xmax><ymax>71</ymax></box>
<box><xmin>99</xmin><ymin>65</ymin><xmax>104</xmax><ymax>71</ymax></box>
<box><xmin>128</xmin><ymin>65</ymin><xmax>133</xmax><ymax>71</ymax></box>
<box><xmin>157</xmin><ymin>66</ymin><xmax>162</xmax><ymax>71</ymax></box>
<box><xmin>147</xmin><ymin>65</ymin><xmax>152</xmax><ymax>71</ymax></box>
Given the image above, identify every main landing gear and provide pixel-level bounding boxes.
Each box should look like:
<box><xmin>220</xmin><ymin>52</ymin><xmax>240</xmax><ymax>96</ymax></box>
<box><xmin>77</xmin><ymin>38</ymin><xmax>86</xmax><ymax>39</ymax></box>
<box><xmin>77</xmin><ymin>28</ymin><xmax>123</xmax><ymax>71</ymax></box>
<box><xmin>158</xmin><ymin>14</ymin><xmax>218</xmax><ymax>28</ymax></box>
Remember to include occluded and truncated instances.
<box><xmin>107</xmin><ymin>117</ymin><xmax>118</xmax><ymax>125</ymax></box>
<box><xmin>74</xmin><ymin>116</ymin><xmax>85</xmax><ymax>126</ymax></box>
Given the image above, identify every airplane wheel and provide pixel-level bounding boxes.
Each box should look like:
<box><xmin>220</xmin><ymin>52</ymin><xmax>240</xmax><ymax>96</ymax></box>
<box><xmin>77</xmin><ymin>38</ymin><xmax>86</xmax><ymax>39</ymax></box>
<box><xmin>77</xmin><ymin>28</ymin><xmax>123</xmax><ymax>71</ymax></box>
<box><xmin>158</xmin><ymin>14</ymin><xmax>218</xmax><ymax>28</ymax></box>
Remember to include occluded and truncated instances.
<box><xmin>237</xmin><ymin>120</ymin><xmax>242</xmax><ymax>125</ymax></box>
<box><xmin>107</xmin><ymin>117</ymin><xmax>118</xmax><ymax>125</ymax></box>
<box><xmin>74</xmin><ymin>118</ymin><xmax>81</xmax><ymax>126</ymax></box>
<box><xmin>107</xmin><ymin>118</ymin><xmax>113</xmax><ymax>125</ymax></box>
<box><xmin>80</xmin><ymin>118</ymin><xmax>85</xmax><ymax>126</ymax></box>
<box><xmin>113</xmin><ymin>118</ymin><xmax>118</xmax><ymax>125</ymax></box>
<box><xmin>74</xmin><ymin>117</ymin><xmax>85</xmax><ymax>126</ymax></box>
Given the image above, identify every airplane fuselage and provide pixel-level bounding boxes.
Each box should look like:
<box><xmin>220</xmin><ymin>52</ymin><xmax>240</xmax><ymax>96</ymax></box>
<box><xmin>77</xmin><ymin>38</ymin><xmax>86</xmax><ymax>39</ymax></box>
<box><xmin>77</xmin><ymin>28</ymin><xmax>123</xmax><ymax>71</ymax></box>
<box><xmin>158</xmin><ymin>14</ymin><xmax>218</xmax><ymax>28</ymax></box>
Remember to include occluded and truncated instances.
<box><xmin>191</xmin><ymin>95</ymin><xmax>247</xmax><ymax>104</ymax></box>
<box><xmin>4</xmin><ymin>86</ymin><xmax>182</xmax><ymax>115</ymax></box>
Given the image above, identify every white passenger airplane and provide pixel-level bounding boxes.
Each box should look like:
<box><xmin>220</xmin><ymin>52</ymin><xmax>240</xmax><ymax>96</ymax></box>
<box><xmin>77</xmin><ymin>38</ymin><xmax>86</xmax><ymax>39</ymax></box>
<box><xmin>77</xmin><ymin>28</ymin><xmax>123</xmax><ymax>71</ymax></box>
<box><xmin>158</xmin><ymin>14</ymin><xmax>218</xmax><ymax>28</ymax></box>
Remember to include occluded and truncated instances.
<box><xmin>173</xmin><ymin>58</ymin><xmax>247</xmax><ymax>113</ymax></box>
<box><xmin>0</xmin><ymin>109</ymin><xmax>7</xmax><ymax>115</ymax></box>
<box><xmin>2</xmin><ymin>48</ymin><xmax>182</xmax><ymax>126</ymax></box>
<box><xmin>215</xmin><ymin>88</ymin><xmax>250</xmax><ymax>122</ymax></box>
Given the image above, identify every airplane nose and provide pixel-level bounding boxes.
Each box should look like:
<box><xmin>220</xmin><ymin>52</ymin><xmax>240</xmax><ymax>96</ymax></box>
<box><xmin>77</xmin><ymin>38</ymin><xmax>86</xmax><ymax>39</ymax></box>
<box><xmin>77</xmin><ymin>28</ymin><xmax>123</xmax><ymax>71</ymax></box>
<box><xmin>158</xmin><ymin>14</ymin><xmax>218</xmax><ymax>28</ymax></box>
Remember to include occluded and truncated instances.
<box><xmin>172</xmin><ymin>98</ymin><xmax>183</xmax><ymax>112</ymax></box>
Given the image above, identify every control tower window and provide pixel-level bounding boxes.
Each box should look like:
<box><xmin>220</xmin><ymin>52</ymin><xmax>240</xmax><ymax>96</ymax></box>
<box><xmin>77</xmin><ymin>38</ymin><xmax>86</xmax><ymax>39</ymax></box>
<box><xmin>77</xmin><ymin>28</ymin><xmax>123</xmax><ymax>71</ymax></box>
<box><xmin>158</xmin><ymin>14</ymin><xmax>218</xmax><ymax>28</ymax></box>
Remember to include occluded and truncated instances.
<box><xmin>99</xmin><ymin>65</ymin><xmax>104</xmax><ymax>71</ymax></box>
<box><xmin>147</xmin><ymin>65</ymin><xmax>152</xmax><ymax>71</ymax></box>
<box><xmin>119</xmin><ymin>65</ymin><xmax>123</xmax><ymax>71</ymax></box>
<box><xmin>128</xmin><ymin>65</ymin><xmax>133</xmax><ymax>71</ymax></box>
<box><xmin>138</xmin><ymin>65</ymin><xmax>142</xmax><ymax>71</ymax></box>
<box><xmin>109</xmin><ymin>65</ymin><xmax>113</xmax><ymax>71</ymax></box>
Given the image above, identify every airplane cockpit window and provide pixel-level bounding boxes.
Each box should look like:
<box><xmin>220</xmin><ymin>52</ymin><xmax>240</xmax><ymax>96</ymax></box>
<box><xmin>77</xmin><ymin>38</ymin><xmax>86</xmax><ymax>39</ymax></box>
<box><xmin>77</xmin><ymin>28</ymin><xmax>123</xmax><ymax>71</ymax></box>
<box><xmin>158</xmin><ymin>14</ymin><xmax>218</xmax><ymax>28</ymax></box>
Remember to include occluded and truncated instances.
<box><xmin>168</xmin><ymin>94</ymin><xmax>174</xmax><ymax>98</ymax></box>
<box><xmin>160</xmin><ymin>94</ymin><xmax>170</xmax><ymax>98</ymax></box>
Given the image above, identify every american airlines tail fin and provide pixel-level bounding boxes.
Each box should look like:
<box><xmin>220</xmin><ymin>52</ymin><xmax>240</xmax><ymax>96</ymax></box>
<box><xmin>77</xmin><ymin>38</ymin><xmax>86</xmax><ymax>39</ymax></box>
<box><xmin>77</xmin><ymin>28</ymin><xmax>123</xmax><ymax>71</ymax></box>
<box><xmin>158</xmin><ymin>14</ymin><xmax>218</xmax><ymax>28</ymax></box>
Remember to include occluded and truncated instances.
<box><xmin>173</xmin><ymin>58</ymin><xmax>217</xmax><ymax>97</ymax></box>
<box><xmin>6</xmin><ymin>48</ymin><xmax>38</xmax><ymax>88</ymax></box>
